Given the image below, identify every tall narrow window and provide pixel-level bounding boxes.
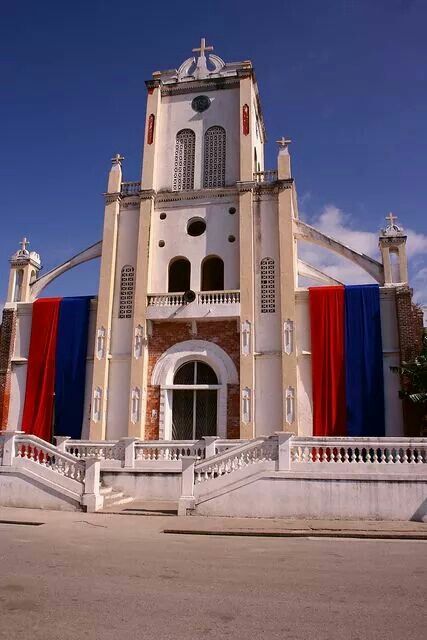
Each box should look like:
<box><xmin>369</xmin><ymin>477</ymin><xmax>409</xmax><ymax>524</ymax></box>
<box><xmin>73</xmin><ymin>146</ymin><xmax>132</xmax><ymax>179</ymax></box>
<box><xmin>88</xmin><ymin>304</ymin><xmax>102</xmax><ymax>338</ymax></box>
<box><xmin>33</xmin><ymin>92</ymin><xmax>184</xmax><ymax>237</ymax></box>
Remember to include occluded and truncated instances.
<box><xmin>203</xmin><ymin>126</ymin><xmax>226</xmax><ymax>188</ymax></box>
<box><xmin>173</xmin><ymin>129</ymin><xmax>195</xmax><ymax>191</ymax></box>
<box><xmin>260</xmin><ymin>257</ymin><xmax>276</xmax><ymax>313</ymax></box>
<box><xmin>119</xmin><ymin>265</ymin><xmax>135</xmax><ymax>318</ymax></box>
<box><xmin>169</xmin><ymin>258</ymin><xmax>191</xmax><ymax>292</ymax></box>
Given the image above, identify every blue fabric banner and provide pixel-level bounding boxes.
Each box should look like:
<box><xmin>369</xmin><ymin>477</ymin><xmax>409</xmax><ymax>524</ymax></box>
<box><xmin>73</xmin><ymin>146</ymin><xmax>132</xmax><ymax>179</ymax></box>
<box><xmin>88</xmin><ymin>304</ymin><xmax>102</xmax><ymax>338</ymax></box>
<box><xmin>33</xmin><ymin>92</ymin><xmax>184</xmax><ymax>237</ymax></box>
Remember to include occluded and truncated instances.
<box><xmin>344</xmin><ymin>285</ymin><xmax>385</xmax><ymax>437</ymax></box>
<box><xmin>54</xmin><ymin>297</ymin><xmax>91</xmax><ymax>439</ymax></box>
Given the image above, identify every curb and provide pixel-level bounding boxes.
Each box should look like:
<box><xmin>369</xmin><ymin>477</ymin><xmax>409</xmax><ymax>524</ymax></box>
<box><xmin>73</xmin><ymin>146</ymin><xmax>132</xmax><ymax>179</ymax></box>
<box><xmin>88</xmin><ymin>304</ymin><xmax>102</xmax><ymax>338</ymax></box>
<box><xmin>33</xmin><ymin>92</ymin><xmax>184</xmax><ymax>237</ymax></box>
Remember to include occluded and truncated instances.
<box><xmin>163</xmin><ymin>528</ymin><xmax>427</xmax><ymax>540</ymax></box>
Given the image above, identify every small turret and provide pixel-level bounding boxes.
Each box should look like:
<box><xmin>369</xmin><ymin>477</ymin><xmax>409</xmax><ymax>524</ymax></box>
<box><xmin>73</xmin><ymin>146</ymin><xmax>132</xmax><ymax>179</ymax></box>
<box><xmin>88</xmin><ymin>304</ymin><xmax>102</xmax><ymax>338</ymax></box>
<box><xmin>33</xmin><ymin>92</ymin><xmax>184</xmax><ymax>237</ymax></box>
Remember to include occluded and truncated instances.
<box><xmin>277</xmin><ymin>137</ymin><xmax>292</xmax><ymax>180</ymax></box>
<box><xmin>107</xmin><ymin>153</ymin><xmax>124</xmax><ymax>193</ymax></box>
<box><xmin>379</xmin><ymin>213</ymin><xmax>408</xmax><ymax>285</ymax></box>
<box><xmin>6</xmin><ymin>238</ymin><xmax>42</xmax><ymax>303</ymax></box>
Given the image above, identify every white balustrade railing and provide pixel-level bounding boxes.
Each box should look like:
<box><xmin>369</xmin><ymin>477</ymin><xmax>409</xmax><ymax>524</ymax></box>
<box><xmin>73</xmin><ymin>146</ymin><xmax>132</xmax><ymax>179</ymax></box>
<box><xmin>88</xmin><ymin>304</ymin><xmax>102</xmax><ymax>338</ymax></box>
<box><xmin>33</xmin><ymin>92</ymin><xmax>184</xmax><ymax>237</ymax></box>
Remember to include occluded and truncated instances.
<box><xmin>291</xmin><ymin>437</ymin><xmax>427</xmax><ymax>467</ymax></box>
<box><xmin>147</xmin><ymin>290</ymin><xmax>240</xmax><ymax>307</ymax></box>
<box><xmin>195</xmin><ymin>436</ymin><xmax>278</xmax><ymax>484</ymax></box>
<box><xmin>197</xmin><ymin>290</ymin><xmax>240</xmax><ymax>305</ymax></box>
<box><xmin>15</xmin><ymin>434</ymin><xmax>85</xmax><ymax>482</ymax></box>
<box><xmin>214</xmin><ymin>439</ymin><xmax>248</xmax><ymax>454</ymax></box>
<box><xmin>254</xmin><ymin>170</ymin><xmax>278</xmax><ymax>183</ymax></box>
<box><xmin>66</xmin><ymin>441</ymin><xmax>124</xmax><ymax>462</ymax></box>
<box><xmin>121</xmin><ymin>181</ymin><xmax>141</xmax><ymax>196</ymax></box>
<box><xmin>147</xmin><ymin>293</ymin><xmax>185</xmax><ymax>306</ymax></box>
<box><xmin>135</xmin><ymin>441</ymin><xmax>205</xmax><ymax>461</ymax></box>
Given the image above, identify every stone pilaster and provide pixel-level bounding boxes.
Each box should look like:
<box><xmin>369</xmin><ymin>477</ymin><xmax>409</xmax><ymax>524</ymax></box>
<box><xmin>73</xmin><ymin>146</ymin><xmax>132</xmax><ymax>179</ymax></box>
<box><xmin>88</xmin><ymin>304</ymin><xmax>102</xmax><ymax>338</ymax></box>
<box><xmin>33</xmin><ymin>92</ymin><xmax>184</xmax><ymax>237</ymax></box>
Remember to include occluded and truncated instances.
<box><xmin>89</xmin><ymin>174</ymin><xmax>121</xmax><ymax>439</ymax></box>
<box><xmin>0</xmin><ymin>307</ymin><xmax>17</xmax><ymax>429</ymax></box>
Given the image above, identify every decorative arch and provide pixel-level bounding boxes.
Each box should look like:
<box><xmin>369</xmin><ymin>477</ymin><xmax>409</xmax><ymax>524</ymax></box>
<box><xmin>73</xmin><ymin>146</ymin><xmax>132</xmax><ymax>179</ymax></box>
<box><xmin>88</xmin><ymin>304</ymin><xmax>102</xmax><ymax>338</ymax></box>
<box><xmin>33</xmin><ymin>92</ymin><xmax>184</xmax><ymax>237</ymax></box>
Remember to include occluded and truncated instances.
<box><xmin>152</xmin><ymin>339</ymin><xmax>238</xmax><ymax>387</ymax></box>
<box><xmin>173</xmin><ymin>129</ymin><xmax>195</xmax><ymax>191</ymax></box>
<box><xmin>203</xmin><ymin>126</ymin><xmax>226</xmax><ymax>188</ymax></box>
<box><xmin>30</xmin><ymin>241</ymin><xmax>102</xmax><ymax>300</ymax></box>
<box><xmin>151</xmin><ymin>340</ymin><xmax>238</xmax><ymax>439</ymax></box>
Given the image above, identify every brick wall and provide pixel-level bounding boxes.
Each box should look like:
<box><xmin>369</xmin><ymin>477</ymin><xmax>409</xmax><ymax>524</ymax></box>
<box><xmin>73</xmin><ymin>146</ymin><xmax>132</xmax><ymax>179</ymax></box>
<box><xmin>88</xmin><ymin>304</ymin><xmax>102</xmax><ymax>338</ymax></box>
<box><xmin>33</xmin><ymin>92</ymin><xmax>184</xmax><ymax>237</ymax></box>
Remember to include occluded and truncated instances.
<box><xmin>395</xmin><ymin>286</ymin><xmax>425</xmax><ymax>436</ymax></box>
<box><xmin>0</xmin><ymin>307</ymin><xmax>17</xmax><ymax>428</ymax></box>
<box><xmin>146</xmin><ymin>320</ymin><xmax>240</xmax><ymax>440</ymax></box>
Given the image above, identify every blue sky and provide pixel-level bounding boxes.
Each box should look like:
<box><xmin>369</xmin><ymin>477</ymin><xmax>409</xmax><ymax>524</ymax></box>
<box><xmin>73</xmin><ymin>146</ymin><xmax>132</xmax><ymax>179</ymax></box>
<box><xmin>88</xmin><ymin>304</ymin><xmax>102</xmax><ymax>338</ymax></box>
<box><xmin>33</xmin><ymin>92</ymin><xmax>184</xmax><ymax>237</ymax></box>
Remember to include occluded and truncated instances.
<box><xmin>1</xmin><ymin>0</ymin><xmax>426</xmax><ymax>309</ymax></box>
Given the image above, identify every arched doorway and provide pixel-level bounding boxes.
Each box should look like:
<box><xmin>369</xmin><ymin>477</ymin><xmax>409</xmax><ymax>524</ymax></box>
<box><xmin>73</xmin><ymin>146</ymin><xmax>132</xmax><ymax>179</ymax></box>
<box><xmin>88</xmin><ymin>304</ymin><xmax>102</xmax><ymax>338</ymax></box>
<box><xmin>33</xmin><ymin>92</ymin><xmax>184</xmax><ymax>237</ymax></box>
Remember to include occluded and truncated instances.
<box><xmin>172</xmin><ymin>361</ymin><xmax>219</xmax><ymax>440</ymax></box>
<box><xmin>201</xmin><ymin>255</ymin><xmax>224</xmax><ymax>291</ymax></box>
<box><xmin>168</xmin><ymin>257</ymin><xmax>191</xmax><ymax>292</ymax></box>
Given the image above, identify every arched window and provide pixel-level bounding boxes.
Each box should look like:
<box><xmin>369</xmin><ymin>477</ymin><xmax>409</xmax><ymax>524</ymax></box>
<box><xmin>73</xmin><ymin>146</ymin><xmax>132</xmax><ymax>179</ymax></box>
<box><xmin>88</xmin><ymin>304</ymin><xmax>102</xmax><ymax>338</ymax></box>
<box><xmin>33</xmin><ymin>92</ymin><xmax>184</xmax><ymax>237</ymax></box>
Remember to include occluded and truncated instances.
<box><xmin>260</xmin><ymin>257</ymin><xmax>276</xmax><ymax>313</ymax></box>
<box><xmin>119</xmin><ymin>265</ymin><xmax>135</xmax><ymax>318</ymax></box>
<box><xmin>168</xmin><ymin>257</ymin><xmax>191</xmax><ymax>292</ymax></box>
<box><xmin>172</xmin><ymin>361</ymin><xmax>218</xmax><ymax>439</ymax></box>
<box><xmin>201</xmin><ymin>256</ymin><xmax>224</xmax><ymax>291</ymax></box>
<box><xmin>173</xmin><ymin>129</ymin><xmax>195</xmax><ymax>191</ymax></box>
<box><xmin>203</xmin><ymin>126</ymin><xmax>226</xmax><ymax>188</ymax></box>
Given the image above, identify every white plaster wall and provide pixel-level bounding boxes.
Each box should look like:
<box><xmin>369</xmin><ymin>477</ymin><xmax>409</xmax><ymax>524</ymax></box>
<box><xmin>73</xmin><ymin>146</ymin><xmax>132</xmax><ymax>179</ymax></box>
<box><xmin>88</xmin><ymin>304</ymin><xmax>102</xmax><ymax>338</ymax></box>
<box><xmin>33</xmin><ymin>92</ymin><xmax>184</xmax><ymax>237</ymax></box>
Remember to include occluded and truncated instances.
<box><xmin>8</xmin><ymin>364</ymin><xmax>27</xmax><ymax>430</ymax></box>
<box><xmin>111</xmin><ymin>206</ymin><xmax>139</xmax><ymax>355</ymax></box>
<box><xmin>194</xmin><ymin>473</ymin><xmax>427</xmax><ymax>521</ymax></box>
<box><xmin>102</xmin><ymin>471</ymin><xmax>181</xmax><ymax>500</ymax></box>
<box><xmin>255</xmin><ymin>356</ymin><xmax>282</xmax><ymax>435</ymax></box>
<box><xmin>295</xmin><ymin>288</ymin><xmax>404</xmax><ymax>437</ymax></box>
<box><xmin>149</xmin><ymin>197</ymin><xmax>240</xmax><ymax>292</ymax></box>
<box><xmin>0</xmin><ymin>471</ymin><xmax>80</xmax><ymax>511</ymax></box>
<box><xmin>253</xmin><ymin>194</ymin><xmax>281</xmax><ymax>353</ymax></box>
<box><xmin>106</xmin><ymin>359</ymin><xmax>131</xmax><ymax>439</ymax></box>
<box><xmin>155</xmin><ymin>88</ymin><xmax>240</xmax><ymax>191</ymax></box>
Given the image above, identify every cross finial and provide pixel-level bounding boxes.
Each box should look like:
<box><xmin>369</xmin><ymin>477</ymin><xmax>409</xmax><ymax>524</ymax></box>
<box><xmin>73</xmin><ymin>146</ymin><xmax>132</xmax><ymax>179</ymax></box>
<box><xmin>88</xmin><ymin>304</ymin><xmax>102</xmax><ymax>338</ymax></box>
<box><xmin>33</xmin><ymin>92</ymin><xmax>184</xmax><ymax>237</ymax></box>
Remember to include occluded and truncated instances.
<box><xmin>19</xmin><ymin>237</ymin><xmax>29</xmax><ymax>252</ymax></box>
<box><xmin>385</xmin><ymin>212</ymin><xmax>398</xmax><ymax>227</ymax></box>
<box><xmin>111</xmin><ymin>153</ymin><xmax>124</xmax><ymax>166</ymax></box>
<box><xmin>192</xmin><ymin>37</ymin><xmax>213</xmax><ymax>58</ymax></box>
<box><xmin>276</xmin><ymin>137</ymin><xmax>292</xmax><ymax>148</ymax></box>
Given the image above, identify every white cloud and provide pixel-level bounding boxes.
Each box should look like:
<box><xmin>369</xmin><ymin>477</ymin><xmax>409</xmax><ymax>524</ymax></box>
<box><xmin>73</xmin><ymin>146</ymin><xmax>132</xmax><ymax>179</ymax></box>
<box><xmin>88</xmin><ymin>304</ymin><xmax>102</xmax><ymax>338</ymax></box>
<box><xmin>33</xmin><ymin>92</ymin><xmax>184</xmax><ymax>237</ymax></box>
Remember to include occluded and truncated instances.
<box><xmin>298</xmin><ymin>205</ymin><xmax>427</xmax><ymax>314</ymax></box>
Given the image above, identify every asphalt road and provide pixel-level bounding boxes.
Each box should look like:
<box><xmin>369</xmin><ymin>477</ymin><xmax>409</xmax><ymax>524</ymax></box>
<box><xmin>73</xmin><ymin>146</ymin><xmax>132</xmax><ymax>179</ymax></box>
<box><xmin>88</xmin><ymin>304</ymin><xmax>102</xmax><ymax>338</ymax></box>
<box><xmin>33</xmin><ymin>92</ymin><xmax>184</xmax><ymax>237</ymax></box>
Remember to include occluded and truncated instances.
<box><xmin>0</xmin><ymin>509</ymin><xmax>425</xmax><ymax>640</ymax></box>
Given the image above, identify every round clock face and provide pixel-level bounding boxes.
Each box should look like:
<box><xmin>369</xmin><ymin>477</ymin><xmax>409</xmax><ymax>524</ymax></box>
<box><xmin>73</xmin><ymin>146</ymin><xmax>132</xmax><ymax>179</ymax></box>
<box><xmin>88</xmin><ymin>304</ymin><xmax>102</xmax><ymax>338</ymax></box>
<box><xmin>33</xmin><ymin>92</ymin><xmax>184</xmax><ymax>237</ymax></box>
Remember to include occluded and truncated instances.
<box><xmin>191</xmin><ymin>95</ymin><xmax>211</xmax><ymax>112</ymax></box>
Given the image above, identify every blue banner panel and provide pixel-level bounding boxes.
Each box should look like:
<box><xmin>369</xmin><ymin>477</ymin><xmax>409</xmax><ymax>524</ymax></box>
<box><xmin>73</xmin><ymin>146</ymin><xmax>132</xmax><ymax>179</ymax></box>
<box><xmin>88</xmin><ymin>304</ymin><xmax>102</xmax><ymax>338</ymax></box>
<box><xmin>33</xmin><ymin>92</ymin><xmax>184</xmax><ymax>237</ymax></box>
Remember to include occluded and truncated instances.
<box><xmin>54</xmin><ymin>297</ymin><xmax>91</xmax><ymax>439</ymax></box>
<box><xmin>344</xmin><ymin>285</ymin><xmax>385</xmax><ymax>437</ymax></box>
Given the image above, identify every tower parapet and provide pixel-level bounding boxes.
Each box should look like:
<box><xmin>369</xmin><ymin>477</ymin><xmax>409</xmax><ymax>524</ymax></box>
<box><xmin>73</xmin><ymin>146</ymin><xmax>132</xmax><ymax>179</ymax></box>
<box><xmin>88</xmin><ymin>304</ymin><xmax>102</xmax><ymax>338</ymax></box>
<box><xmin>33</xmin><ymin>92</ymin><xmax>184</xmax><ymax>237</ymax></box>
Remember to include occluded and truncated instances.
<box><xmin>7</xmin><ymin>238</ymin><xmax>41</xmax><ymax>303</ymax></box>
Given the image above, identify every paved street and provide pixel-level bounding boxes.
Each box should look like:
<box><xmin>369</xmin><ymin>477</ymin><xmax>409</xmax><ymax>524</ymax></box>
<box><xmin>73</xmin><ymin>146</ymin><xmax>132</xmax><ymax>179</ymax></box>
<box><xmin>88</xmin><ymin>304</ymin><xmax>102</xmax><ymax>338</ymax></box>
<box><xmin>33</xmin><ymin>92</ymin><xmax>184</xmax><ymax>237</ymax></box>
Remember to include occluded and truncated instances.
<box><xmin>0</xmin><ymin>508</ymin><xmax>426</xmax><ymax>640</ymax></box>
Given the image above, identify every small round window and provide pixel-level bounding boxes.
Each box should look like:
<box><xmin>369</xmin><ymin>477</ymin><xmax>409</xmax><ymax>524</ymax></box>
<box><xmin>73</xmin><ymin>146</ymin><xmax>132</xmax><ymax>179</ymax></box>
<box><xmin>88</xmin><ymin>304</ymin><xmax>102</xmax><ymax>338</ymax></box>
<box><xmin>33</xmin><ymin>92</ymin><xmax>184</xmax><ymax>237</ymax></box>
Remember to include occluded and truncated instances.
<box><xmin>187</xmin><ymin>218</ymin><xmax>206</xmax><ymax>237</ymax></box>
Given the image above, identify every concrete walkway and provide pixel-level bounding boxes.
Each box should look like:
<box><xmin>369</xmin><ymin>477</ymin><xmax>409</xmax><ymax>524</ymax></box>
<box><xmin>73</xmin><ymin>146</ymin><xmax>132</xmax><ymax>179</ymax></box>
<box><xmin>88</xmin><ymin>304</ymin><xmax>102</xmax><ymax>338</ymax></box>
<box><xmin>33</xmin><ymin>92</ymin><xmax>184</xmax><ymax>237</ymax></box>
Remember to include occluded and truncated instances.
<box><xmin>1</xmin><ymin>505</ymin><xmax>426</xmax><ymax>539</ymax></box>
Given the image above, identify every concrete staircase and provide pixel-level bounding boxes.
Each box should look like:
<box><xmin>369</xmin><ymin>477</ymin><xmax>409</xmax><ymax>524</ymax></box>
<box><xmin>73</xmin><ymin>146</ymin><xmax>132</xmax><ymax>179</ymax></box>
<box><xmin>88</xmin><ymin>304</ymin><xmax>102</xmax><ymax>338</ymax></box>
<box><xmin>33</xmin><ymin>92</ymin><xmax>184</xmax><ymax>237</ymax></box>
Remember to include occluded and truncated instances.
<box><xmin>100</xmin><ymin>484</ymin><xmax>135</xmax><ymax>510</ymax></box>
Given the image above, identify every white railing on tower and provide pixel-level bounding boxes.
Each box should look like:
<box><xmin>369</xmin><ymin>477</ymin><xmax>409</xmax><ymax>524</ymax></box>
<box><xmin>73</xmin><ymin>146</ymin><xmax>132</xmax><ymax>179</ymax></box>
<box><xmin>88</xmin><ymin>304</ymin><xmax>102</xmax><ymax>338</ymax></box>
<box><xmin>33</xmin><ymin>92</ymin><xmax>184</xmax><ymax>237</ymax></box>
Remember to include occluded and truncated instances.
<box><xmin>120</xmin><ymin>181</ymin><xmax>141</xmax><ymax>196</ymax></box>
<box><xmin>147</xmin><ymin>290</ymin><xmax>240</xmax><ymax>307</ymax></box>
<box><xmin>253</xmin><ymin>170</ymin><xmax>278</xmax><ymax>183</ymax></box>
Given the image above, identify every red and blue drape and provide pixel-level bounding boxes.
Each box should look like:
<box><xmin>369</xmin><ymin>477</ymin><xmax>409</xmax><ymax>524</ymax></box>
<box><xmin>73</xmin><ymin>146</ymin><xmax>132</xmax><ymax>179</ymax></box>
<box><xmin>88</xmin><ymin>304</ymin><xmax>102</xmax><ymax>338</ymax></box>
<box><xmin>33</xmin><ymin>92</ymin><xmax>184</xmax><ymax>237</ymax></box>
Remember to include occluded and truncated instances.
<box><xmin>309</xmin><ymin>284</ymin><xmax>385</xmax><ymax>437</ymax></box>
<box><xmin>22</xmin><ymin>297</ymin><xmax>91</xmax><ymax>441</ymax></box>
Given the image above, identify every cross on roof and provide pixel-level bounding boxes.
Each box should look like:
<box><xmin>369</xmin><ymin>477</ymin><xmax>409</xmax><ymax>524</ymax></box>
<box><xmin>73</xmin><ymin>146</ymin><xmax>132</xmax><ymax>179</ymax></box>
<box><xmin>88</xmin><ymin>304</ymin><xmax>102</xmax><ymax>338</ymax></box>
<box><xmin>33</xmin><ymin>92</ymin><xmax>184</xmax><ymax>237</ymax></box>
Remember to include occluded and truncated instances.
<box><xmin>385</xmin><ymin>212</ymin><xmax>398</xmax><ymax>226</ymax></box>
<box><xmin>111</xmin><ymin>153</ymin><xmax>124</xmax><ymax>165</ymax></box>
<box><xmin>19</xmin><ymin>237</ymin><xmax>29</xmax><ymax>252</ymax></box>
<box><xmin>276</xmin><ymin>137</ymin><xmax>292</xmax><ymax>148</ymax></box>
<box><xmin>192</xmin><ymin>37</ymin><xmax>213</xmax><ymax>58</ymax></box>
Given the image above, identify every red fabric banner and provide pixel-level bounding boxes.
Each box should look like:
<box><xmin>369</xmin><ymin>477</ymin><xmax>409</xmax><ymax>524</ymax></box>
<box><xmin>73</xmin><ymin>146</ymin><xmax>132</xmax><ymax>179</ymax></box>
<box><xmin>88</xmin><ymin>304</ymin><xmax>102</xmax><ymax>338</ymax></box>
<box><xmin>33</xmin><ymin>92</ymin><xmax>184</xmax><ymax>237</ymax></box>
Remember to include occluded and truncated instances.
<box><xmin>21</xmin><ymin>298</ymin><xmax>61</xmax><ymax>441</ymax></box>
<box><xmin>309</xmin><ymin>286</ymin><xmax>346</xmax><ymax>436</ymax></box>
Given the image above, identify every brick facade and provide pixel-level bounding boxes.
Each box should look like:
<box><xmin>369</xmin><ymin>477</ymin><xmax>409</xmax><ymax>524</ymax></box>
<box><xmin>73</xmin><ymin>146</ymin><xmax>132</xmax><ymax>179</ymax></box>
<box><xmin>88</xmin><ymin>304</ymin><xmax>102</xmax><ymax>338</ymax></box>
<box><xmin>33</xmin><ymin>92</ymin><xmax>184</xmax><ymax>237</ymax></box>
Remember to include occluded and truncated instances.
<box><xmin>145</xmin><ymin>320</ymin><xmax>240</xmax><ymax>440</ymax></box>
<box><xmin>0</xmin><ymin>307</ymin><xmax>17</xmax><ymax>429</ymax></box>
<box><xmin>395</xmin><ymin>286</ymin><xmax>425</xmax><ymax>436</ymax></box>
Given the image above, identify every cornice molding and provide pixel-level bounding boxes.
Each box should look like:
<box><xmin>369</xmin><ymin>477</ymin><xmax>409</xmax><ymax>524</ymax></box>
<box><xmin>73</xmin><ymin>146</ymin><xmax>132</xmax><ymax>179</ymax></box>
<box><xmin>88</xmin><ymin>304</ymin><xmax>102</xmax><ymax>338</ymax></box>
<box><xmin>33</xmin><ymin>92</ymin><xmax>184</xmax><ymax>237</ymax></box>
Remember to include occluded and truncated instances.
<box><xmin>161</xmin><ymin>77</ymin><xmax>240</xmax><ymax>97</ymax></box>
<box><xmin>155</xmin><ymin>187</ymin><xmax>238</xmax><ymax>204</ymax></box>
<box><xmin>104</xmin><ymin>192</ymin><xmax>121</xmax><ymax>205</ymax></box>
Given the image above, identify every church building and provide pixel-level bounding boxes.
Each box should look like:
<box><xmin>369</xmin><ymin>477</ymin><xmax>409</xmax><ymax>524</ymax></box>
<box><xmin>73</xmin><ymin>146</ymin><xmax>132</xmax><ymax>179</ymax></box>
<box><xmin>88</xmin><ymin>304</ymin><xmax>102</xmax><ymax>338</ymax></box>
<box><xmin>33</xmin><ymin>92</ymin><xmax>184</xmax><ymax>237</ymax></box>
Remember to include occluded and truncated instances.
<box><xmin>0</xmin><ymin>40</ymin><xmax>423</xmax><ymax>444</ymax></box>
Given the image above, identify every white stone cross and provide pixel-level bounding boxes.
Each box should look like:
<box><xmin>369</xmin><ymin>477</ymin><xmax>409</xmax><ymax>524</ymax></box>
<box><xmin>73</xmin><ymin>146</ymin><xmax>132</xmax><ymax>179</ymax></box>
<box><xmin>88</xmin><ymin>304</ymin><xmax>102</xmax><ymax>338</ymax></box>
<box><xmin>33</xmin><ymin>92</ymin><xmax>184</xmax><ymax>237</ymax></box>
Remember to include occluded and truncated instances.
<box><xmin>19</xmin><ymin>237</ymin><xmax>29</xmax><ymax>252</ymax></box>
<box><xmin>192</xmin><ymin>37</ymin><xmax>213</xmax><ymax>58</ymax></box>
<box><xmin>385</xmin><ymin>212</ymin><xmax>398</xmax><ymax>226</ymax></box>
<box><xmin>276</xmin><ymin>137</ymin><xmax>292</xmax><ymax>148</ymax></box>
<box><xmin>111</xmin><ymin>153</ymin><xmax>124</xmax><ymax>165</ymax></box>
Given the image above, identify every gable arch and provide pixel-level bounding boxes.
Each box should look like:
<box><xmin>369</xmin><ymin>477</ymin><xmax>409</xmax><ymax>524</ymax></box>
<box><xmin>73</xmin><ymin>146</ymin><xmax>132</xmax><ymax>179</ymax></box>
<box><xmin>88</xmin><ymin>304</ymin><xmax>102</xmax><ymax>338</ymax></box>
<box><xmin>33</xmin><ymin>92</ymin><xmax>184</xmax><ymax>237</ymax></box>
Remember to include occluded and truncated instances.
<box><xmin>151</xmin><ymin>339</ymin><xmax>238</xmax><ymax>387</ymax></box>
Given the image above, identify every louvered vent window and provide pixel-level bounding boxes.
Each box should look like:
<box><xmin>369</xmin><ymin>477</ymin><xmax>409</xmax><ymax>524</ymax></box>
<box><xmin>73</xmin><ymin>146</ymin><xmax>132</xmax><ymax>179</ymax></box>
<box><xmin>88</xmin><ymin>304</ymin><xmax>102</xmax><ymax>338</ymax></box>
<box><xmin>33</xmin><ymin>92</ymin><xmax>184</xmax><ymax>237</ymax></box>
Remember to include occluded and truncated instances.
<box><xmin>119</xmin><ymin>265</ymin><xmax>135</xmax><ymax>318</ymax></box>
<box><xmin>203</xmin><ymin>126</ymin><xmax>226</xmax><ymax>188</ymax></box>
<box><xmin>173</xmin><ymin>129</ymin><xmax>195</xmax><ymax>191</ymax></box>
<box><xmin>260</xmin><ymin>257</ymin><xmax>276</xmax><ymax>313</ymax></box>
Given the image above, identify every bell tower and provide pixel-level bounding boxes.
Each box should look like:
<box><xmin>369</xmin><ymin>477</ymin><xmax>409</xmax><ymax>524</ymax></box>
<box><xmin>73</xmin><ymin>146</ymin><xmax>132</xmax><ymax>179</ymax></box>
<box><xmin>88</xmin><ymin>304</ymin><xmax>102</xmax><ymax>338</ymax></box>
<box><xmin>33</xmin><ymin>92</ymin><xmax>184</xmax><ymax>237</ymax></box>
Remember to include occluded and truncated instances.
<box><xmin>379</xmin><ymin>213</ymin><xmax>408</xmax><ymax>285</ymax></box>
<box><xmin>6</xmin><ymin>238</ymin><xmax>41</xmax><ymax>304</ymax></box>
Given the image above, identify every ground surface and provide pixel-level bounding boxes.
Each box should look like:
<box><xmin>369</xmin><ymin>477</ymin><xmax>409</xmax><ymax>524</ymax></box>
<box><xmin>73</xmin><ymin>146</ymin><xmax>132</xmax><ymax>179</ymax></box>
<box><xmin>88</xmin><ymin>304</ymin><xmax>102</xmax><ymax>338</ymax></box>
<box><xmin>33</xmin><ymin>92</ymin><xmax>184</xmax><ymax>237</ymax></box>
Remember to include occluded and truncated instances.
<box><xmin>0</xmin><ymin>508</ymin><xmax>426</xmax><ymax>640</ymax></box>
